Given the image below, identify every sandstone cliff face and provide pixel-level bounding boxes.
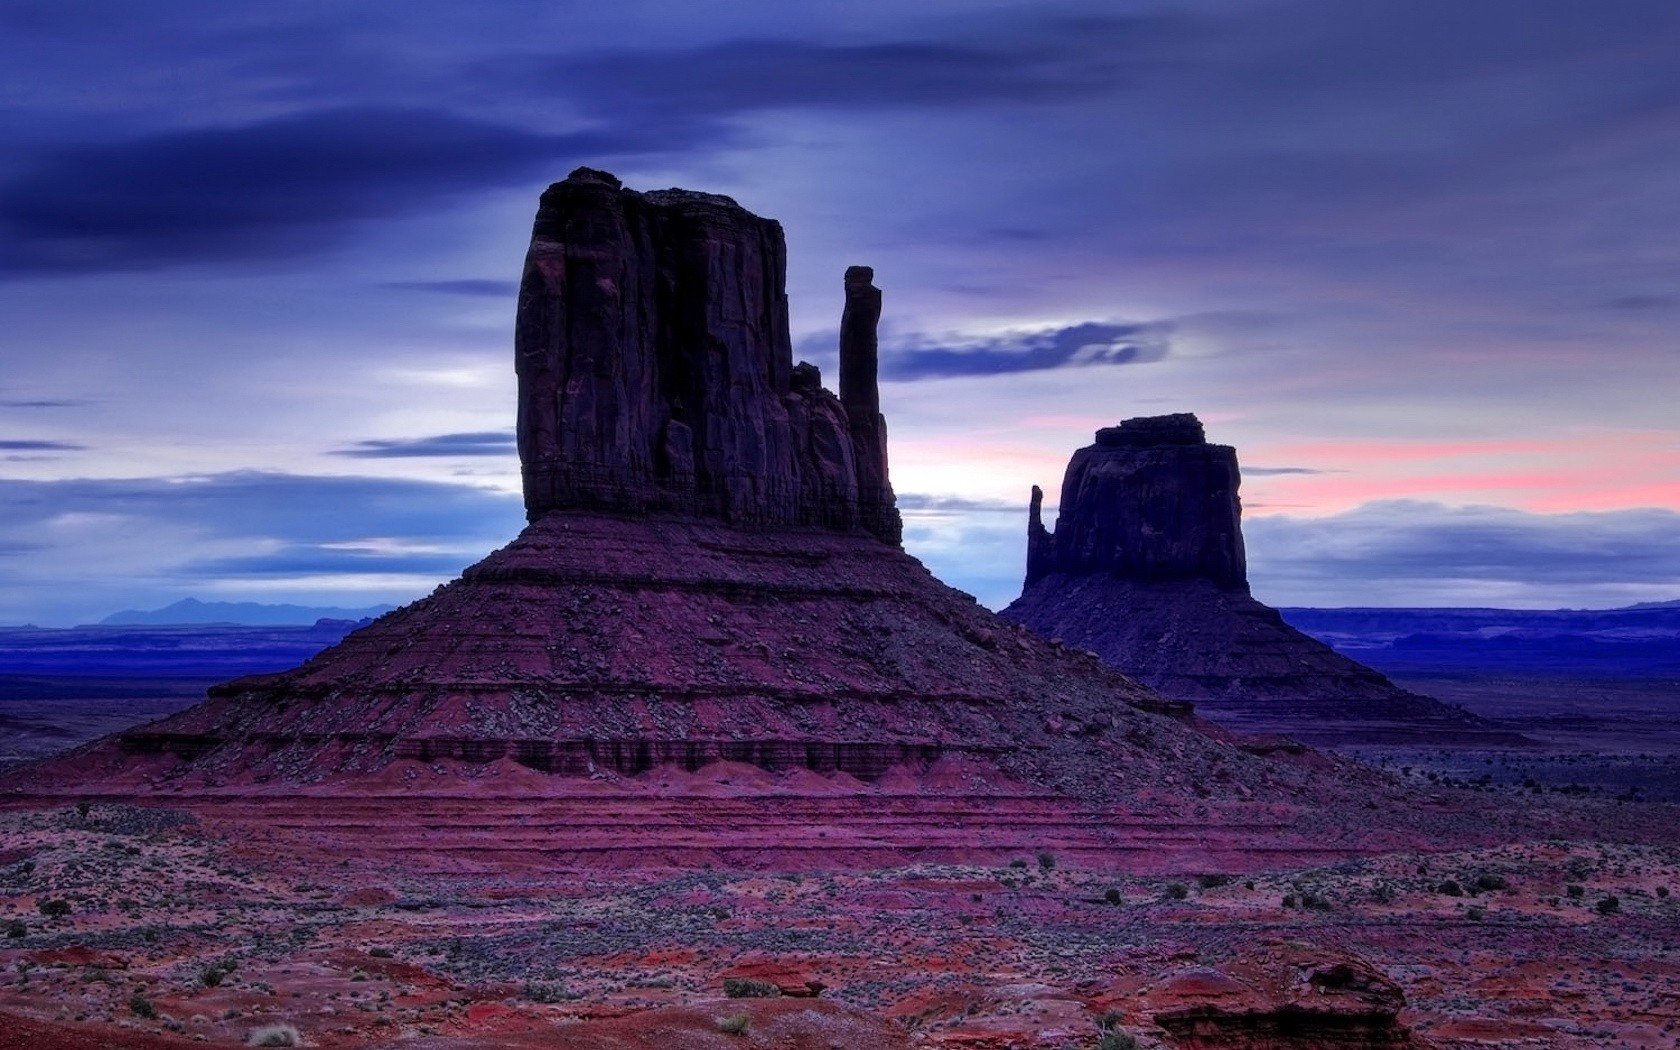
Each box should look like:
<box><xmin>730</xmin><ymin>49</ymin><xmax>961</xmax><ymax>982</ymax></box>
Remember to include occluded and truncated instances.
<box><xmin>1006</xmin><ymin>414</ymin><xmax>1516</xmax><ymax>745</ymax></box>
<box><xmin>516</xmin><ymin>168</ymin><xmax>899</xmax><ymax>543</ymax></box>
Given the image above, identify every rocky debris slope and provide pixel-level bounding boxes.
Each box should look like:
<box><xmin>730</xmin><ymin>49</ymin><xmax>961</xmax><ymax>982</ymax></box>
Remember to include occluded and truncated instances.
<box><xmin>1004</xmin><ymin>415</ymin><xmax>1517</xmax><ymax>746</ymax></box>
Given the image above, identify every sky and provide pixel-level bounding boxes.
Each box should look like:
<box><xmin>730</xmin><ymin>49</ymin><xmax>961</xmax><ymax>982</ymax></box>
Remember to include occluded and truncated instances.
<box><xmin>2</xmin><ymin>0</ymin><xmax>1678</xmax><ymax>624</ymax></box>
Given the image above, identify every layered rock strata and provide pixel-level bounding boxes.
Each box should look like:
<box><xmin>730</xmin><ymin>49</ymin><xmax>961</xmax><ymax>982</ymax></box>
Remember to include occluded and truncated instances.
<box><xmin>1005</xmin><ymin>414</ymin><xmax>1515</xmax><ymax>744</ymax></box>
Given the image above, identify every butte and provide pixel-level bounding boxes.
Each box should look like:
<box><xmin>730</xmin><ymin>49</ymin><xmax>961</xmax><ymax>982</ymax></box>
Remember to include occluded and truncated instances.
<box><xmin>8</xmin><ymin>171</ymin><xmax>1468</xmax><ymax>870</ymax></box>
<box><xmin>1001</xmin><ymin>414</ymin><xmax>1525</xmax><ymax>747</ymax></box>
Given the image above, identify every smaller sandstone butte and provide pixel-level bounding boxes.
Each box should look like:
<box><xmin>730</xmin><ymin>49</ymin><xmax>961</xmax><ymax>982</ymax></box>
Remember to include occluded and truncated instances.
<box><xmin>516</xmin><ymin>168</ymin><xmax>899</xmax><ymax>543</ymax></box>
<box><xmin>1004</xmin><ymin>414</ymin><xmax>1517</xmax><ymax>745</ymax></box>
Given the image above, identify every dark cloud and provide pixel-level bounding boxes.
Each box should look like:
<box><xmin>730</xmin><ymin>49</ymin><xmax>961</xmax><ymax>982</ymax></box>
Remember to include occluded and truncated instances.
<box><xmin>0</xmin><ymin>471</ymin><xmax>524</xmax><ymax>624</ymax></box>
<box><xmin>0</xmin><ymin>471</ymin><xmax>519</xmax><ymax>545</ymax></box>
<box><xmin>0</xmin><ymin>439</ymin><xmax>84</xmax><ymax>451</ymax></box>
<box><xmin>1244</xmin><ymin>466</ymin><xmax>1337</xmax><ymax>477</ymax></box>
<box><xmin>1247</xmin><ymin>501</ymin><xmax>1680</xmax><ymax>605</ymax></box>
<box><xmin>334</xmin><ymin>431</ymin><xmax>516</xmax><ymax>459</ymax></box>
<box><xmin>179</xmin><ymin>545</ymin><xmax>477</xmax><ymax>579</ymax></box>
<box><xmin>883</xmin><ymin>322</ymin><xmax>1169</xmax><ymax>381</ymax></box>
<box><xmin>511</xmin><ymin>19</ymin><xmax>1175</xmax><ymax>120</ymax></box>
<box><xmin>0</xmin><ymin>107</ymin><xmax>702</xmax><ymax>275</ymax></box>
<box><xmin>384</xmin><ymin>279</ymin><xmax>519</xmax><ymax>297</ymax></box>
<box><xmin>1596</xmin><ymin>295</ymin><xmax>1677</xmax><ymax>312</ymax></box>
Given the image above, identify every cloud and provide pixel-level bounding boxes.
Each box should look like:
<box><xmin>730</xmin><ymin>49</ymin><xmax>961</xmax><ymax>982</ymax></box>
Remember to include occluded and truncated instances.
<box><xmin>511</xmin><ymin>18</ymin><xmax>1176</xmax><ymax>120</ymax></box>
<box><xmin>0</xmin><ymin>107</ymin><xmax>702</xmax><ymax>275</ymax></box>
<box><xmin>1596</xmin><ymin>295</ymin><xmax>1677</xmax><ymax>312</ymax></box>
<box><xmin>0</xmin><ymin>439</ymin><xmax>84</xmax><ymax>451</ymax></box>
<box><xmin>0</xmin><ymin>472</ymin><xmax>523</xmax><ymax>625</ymax></box>
<box><xmin>334</xmin><ymin>430</ymin><xmax>516</xmax><ymax>458</ymax></box>
<box><xmin>1243</xmin><ymin>466</ymin><xmax>1336</xmax><ymax>477</ymax></box>
<box><xmin>179</xmin><ymin>545</ymin><xmax>476</xmax><ymax>579</ymax></box>
<box><xmin>1246</xmin><ymin>500</ymin><xmax>1680</xmax><ymax>608</ymax></box>
<box><xmin>384</xmin><ymin>279</ymin><xmax>520</xmax><ymax>297</ymax></box>
<box><xmin>880</xmin><ymin>322</ymin><xmax>1170</xmax><ymax>382</ymax></box>
<box><xmin>897</xmin><ymin>493</ymin><xmax>1028</xmax><ymax>515</ymax></box>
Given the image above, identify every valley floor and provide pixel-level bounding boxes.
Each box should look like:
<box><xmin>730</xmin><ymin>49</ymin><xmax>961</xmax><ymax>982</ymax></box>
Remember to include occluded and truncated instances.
<box><xmin>0</xmin><ymin>794</ymin><xmax>1676</xmax><ymax>1048</ymax></box>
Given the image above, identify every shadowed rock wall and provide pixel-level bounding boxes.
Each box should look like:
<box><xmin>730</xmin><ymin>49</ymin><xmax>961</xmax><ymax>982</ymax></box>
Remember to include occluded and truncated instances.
<box><xmin>515</xmin><ymin>167</ymin><xmax>900</xmax><ymax>543</ymax></box>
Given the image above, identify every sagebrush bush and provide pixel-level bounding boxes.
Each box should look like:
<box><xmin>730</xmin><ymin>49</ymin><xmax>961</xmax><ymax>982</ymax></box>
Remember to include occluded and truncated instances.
<box><xmin>247</xmin><ymin>1023</ymin><xmax>302</xmax><ymax>1047</ymax></box>
<box><xmin>723</xmin><ymin>977</ymin><xmax>779</xmax><ymax>999</ymax></box>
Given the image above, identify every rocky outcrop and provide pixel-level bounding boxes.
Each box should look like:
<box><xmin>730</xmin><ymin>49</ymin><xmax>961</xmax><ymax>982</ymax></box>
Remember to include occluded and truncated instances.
<box><xmin>1005</xmin><ymin>415</ymin><xmax>1521</xmax><ymax>745</ymax></box>
<box><xmin>1136</xmin><ymin>945</ymin><xmax>1426</xmax><ymax>1048</ymax></box>
<box><xmin>516</xmin><ymin>167</ymin><xmax>900</xmax><ymax>543</ymax></box>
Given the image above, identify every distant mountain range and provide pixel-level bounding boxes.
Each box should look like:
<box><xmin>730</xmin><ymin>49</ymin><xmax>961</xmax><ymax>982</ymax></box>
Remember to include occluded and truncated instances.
<box><xmin>99</xmin><ymin>598</ymin><xmax>395</xmax><ymax>627</ymax></box>
<box><xmin>1279</xmin><ymin>601</ymin><xmax>1680</xmax><ymax>676</ymax></box>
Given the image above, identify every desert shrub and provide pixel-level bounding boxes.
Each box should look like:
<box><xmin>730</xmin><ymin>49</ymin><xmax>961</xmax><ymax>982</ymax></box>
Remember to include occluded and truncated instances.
<box><xmin>129</xmin><ymin>991</ymin><xmax>157</xmax><ymax>1019</ymax></box>
<box><xmin>1098</xmin><ymin>1032</ymin><xmax>1139</xmax><ymax>1050</ymax></box>
<box><xmin>1596</xmin><ymin>896</ymin><xmax>1621</xmax><ymax>915</ymax></box>
<box><xmin>522</xmin><ymin>982</ymin><xmax>578</xmax><ymax>1003</ymax></box>
<box><xmin>200</xmin><ymin>967</ymin><xmax>224</xmax><ymax>988</ymax></box>
<box><xmin>1164</xmin><ymin>883</ymin><xmax>1189</xmax><ymax>900</ymax></box>
<box><xmin>247</xmin><ymin>1024</ymin><xmax>301</xmax><ymax>1047</ymax></box>
<box><xmin>1436</xmin><ymin>880</ymin><xmax>1464</xmax><ymax>897</ymax></box>
<box><xmin>1657</xmin><ymin>886</ymin><xmax>1670</xmax><ymax>899</ymax></box>
<box><xmin>1038</xmin><ymin>851</ymin><xmax>1056</xmax><ymax>871</ymax></box>
<box><xmin>369</xmin><ymin>947</ymin><xmax>394</xmax><ymax>958</ymax></box>
<box><xmin>1104</xmin><ymin>888</ymin><xmax>1123</xmax><ymax>906</ymax></box>
<box><xmin>723</xmin><ymin>977</ymin><xmax>779</xmax><ymax>999</ymax></box>
<box><xmin>1566</xmin><ymin>884</ymin><xmax>1585</xmax><ymax>899</ymax></box>
<box><xmin>5</xmin><ymin>919</ymin><xmax>24</xmax><ymax>938</ymax></box>
<box><xmin>1465</xmin><ymin>905</ymin><xmax>1486</xmax><ymax>922</ymax></box>
<box><xmin>1197</xmin><ymin>874</ymin><xmax>1231</xmax><ymax>889</ymax></box>
<box><xmin>38</xmin><ymin>899</ymin><xmax>71</xmax><ymax>919</ymax></box>
<box><xmin>1472</xmin><ymin>874</ymin><xmax>1509</xmax><ymax>893</ymax></box>
<box><xmin>1008</xmin><ymin>859</ymin><xmax>1028</xmax><ymax>869</ymax></box>
<box><xmin>1300</xmin><ymin>892</ymin><xmax>1332</xmax><ymax>911</ymax></box>
<box><xmin>717</xmin><ymin>1014</ymin><xmax>750</xmax><ymax>1035</ymax></box>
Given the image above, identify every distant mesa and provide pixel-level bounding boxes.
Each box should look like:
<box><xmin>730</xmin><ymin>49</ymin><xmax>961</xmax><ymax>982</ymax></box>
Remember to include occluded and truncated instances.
<box><xmin>1003</xmin><ymin>413</ymin><xmax>1525</xmax><ymax>746</ymax></box>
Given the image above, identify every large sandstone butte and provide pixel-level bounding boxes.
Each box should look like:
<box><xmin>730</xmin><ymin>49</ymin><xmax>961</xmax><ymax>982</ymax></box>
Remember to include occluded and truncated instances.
<box><xmin>1003</xmin><ymin>414</ymin><xmax>1515</xmax><ymax>745</ymax></box>
<box><xmin>8</xmin><ymin>172</ymin><xmax>1460</xmax><ymax>869</ymax></box>
<box><xmin>515</xmin><ymin>168</ymin><xmax>898</xmax><ymax>542</ymax></box>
